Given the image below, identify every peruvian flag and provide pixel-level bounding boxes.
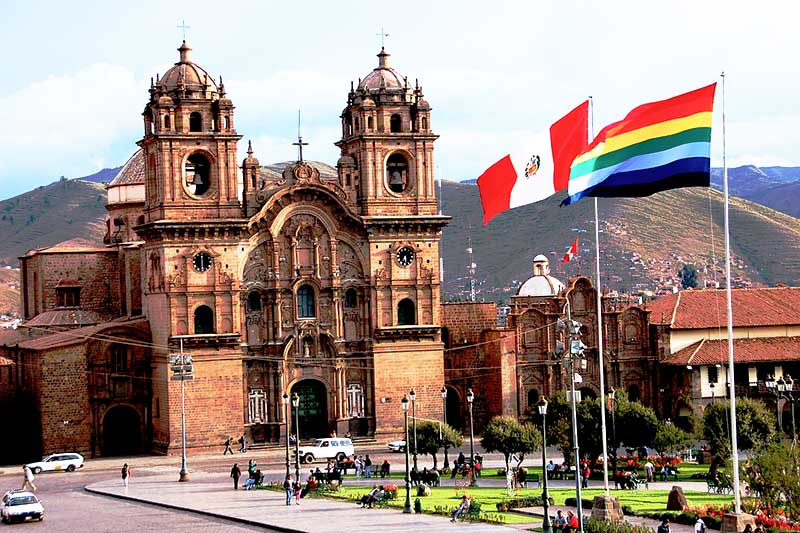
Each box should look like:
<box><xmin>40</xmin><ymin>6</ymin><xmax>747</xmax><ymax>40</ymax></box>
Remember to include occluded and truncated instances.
<box><xmin>477</xmin><ymin>100</ymin><xmax>589</xmax><ymax>225</ymax></box>
<box><xmin>562</xmin><ymin>238</ymin><xmax>578</xmax><ymax>263</ymax></box>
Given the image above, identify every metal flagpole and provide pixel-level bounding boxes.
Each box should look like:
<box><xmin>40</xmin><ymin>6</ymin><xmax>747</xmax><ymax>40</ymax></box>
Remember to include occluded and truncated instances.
<box><xmin>720</xmin><ymin>71</ymin><xmax>742</xmax><ymax>513</ymax></box>
<box><xmin>589</xmin><ymin>96</ymin><xmax>611</xmax><ymax>495</ymax></box>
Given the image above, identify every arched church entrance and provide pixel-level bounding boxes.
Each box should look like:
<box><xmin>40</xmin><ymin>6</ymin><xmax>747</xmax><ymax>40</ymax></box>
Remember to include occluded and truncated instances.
<box><xmin>102</xmin><ymin>405</ymin><xmax>142</xmax><ymax>456</ymax></box>
<box><xmin>292</xmin><ymin>379</ymin><xmax>328</xmax><ymax>439</ymax></box>
<box><xmin>445</xmin><ymin>386</ymin><xmax>463</xmax><ymax>431</ymax></box>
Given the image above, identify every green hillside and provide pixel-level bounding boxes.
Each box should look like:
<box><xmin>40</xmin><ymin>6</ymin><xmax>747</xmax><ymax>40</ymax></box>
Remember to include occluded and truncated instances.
<box><xmin>0</xmin><ymin>178</ymin><xmax>107</xmax><ymax>266</ymax></box>
<box><xmin>439</xmin><ymin>181</ymin><xmax>800</xmax><ymax>301</ymax></box>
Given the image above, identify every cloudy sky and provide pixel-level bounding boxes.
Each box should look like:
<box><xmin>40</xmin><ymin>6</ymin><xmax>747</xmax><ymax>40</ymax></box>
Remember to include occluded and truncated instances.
<box><xmin>1</xmin><ymin>0</ymin><xmax>797</xmax><ymax>199</ymax></box>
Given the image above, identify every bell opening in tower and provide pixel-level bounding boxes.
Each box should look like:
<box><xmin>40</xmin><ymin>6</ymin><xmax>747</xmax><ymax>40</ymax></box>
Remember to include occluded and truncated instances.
<box><xmin>184</xmin><ymin>153</ymin><xmax>211</xmax><ymax>196</ymax></box>
<box><xmin>386</xmin><ymin>153</ymin><xmax>409</xmax><ymax>193</ymax></box>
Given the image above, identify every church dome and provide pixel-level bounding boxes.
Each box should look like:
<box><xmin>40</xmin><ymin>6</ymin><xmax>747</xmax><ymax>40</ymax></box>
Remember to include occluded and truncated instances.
<box><xmin>108</xmin><ymin>149</ymin><xmax>145</xmax><ymax>187</ymax></box>
<box><xmin>157</xmin><ymin>41</ymin><xmax>219</xmax><ymax>95</ymax></box>
<box><xmin>358</xmin><ymin>48</ymin><xmax>405</xmax><ymax>92</ymax></box>
<box><xmin>517</xmin><ymin>255</ymin><xmax>564</xmax><ymax>297</ymax></box>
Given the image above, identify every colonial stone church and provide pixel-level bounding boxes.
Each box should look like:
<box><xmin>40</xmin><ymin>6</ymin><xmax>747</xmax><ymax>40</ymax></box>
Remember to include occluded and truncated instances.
<box><xmin>1</xmin><ymin>42</ymin><xmax>448</xmax><ymax>457</ymax></box>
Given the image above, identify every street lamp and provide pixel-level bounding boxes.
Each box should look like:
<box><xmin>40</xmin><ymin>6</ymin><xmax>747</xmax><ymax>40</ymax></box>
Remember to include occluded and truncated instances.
<box><xmin>559</xmin><ymin>300</ymin><xmax>584</xmax><ymax>533</ymax></box>
<box><xmin>786</xmin><ymin>375</ymin><xmax>797</xmax><ymax>438</ymax></box>
<box><xmin>538</xmin><ymin>398</ymin><xmax>552</xmax><ymax>533</ymax></box>
<box><xmin>768</xmin><ymin>374</ymin><xmax>797</xmax><ymax>437</ymax></box>
<box><xmin>608</xmin><ymin>387</ymin><xmax>617</xmax><ymax>488</ymax></box>
<box><xmin>401</xmin><ymin>395</ymin><xmax>412</xmax><ymax>514</ymax></box>
<box><xmin>710</xmin><ymin>382</ymin><xmax>716</xmax><ymax>404</ymax></box>
<box><xmin>292</xmin><ymin>392</ymin><xmax>301</xmax><ymax>482</ymax></box>
<box><xmin>467</xmin><ymin>387</ymin><xmax>477</xmax><ymax>487</ymax></box>
<box><xmin>283</xmin><ymin>392</ymin><xmax>290</xmax><ymax>480</ymax></box>
<box><xmin>766</xmin><ymin>375</ymin><xmax>784</xmax><ymax>434</ymax></box>
<box><xmin>169</xmin><ymin>339</ymin><xmax>192</xmax><ymax>482</ymax></box>
<box><xmin>410</xmin><ymin>388</ymin><xmax>418</xmax><ymax>472</ymax></box>
<box><xmin>441</xmin><ymin>386</ymin><xmax>449</xmax><ymax>469</ymax></box>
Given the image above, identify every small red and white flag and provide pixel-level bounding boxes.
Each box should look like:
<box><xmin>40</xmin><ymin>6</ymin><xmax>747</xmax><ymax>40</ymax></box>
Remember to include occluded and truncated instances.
<box><xmin>477</xmin><ymin>100</ymin><xmax>589</xmax><ymax>225</ymax></box>
<box><xmin>562</xmin><ymin>238</ymin><xmax>578</xmax><ymax>263</ymax></box>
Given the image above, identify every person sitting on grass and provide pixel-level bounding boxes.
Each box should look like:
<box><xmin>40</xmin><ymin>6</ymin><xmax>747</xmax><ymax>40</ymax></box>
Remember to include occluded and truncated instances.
<box><xmin>564</xmin><ymin>510</ymin><xmax>579</xmax><ymax>533</ymax></box>
<box><xmin>553</xmin><ymin>510</ymin><xmax>568</xmax><ymax>533</ymax></box>
<box><xmin>450</xmin><ymin>495</ymin><xmax>471</xmax><ymax>522</ymax></box>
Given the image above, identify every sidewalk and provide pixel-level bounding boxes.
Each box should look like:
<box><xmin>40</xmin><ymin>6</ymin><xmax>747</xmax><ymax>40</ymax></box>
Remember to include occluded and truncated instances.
<box><xmin>86</xmin><ymin>472</ymin><xmax>523</xmax><ymax>533</ymax></box>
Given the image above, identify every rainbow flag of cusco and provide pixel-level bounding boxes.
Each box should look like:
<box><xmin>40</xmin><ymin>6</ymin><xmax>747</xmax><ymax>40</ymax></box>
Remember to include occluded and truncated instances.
<box><xmin>563</xmin><ymin>83</ymin><xmax>716</xmax><ymax>205</ymax></box>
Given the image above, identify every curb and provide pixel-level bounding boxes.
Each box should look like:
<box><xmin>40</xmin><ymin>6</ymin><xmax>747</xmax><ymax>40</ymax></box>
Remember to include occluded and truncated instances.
<box><xmin>84</xmin><ymin>485</ymin><xmax>308</xmax><ymax>533</ymax></box>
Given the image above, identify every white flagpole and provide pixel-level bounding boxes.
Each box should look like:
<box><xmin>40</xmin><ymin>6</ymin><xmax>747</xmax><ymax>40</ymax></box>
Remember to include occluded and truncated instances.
<box><xmin>589</xmin><ymin>96</ymin><xmax>611</xmax><ymax>496</ymax></box>
<box><xmin>720</xmin><ymin>71</ymin><xmax>742</xmax><ymax>513</ymax></box>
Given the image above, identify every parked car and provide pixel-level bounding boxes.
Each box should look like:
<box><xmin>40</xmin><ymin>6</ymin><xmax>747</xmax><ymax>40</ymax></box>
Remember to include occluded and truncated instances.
<box><xmin>298</xmin><ymin>438</ymin><xmax>354</xmax><ymax>463</ymax></box>
<box><xmin>25</xmin><ymin>453</ymin><xmax>84</xmax><ymax>474</ymax></box>
<box><xmin>387</xmin><ymin>439</ymin><xmax>406</xmax><ymax>452</ymax></box>
<box><xmin>1</xmin><ymin>491</ymin><xmax>44</xmax><ymax>523</ymax></box>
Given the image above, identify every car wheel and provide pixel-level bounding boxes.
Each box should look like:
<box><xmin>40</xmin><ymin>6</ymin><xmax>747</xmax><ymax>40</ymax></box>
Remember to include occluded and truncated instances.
<box><xmin>33</xmin><ymin>467</ymin><xmax>42</xmax><ymax>474</ymax></box>
<box><xmin>67</xmin><ymin>464</ymin><xmax>76</xmax><ymax>472</ymax></box>
<box><xmin>335</xmin><ymin>452</ymin><xmax>346</xmax><ymax>462</ymax></box>
<box><xmin>303</xmin><ymin>454</ymin><xmax>314</xmax><ymax>464</ymax></box>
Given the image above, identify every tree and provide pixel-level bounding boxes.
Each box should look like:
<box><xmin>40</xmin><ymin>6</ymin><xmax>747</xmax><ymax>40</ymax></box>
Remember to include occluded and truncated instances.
<box><xmin>743</xmin><ymin>440</ymin><xmax>800</xmax><ymax>517</ymax></box>
<box><xmin>536</xmin><ymin>392</ymin><xmax>603</xmax><ymax>466</ymax></box>
<box><xmin>703</xmin><ymin>397</ymin><xmax>775</xmax><ymax>461</ymax></box>
<box><xmin>480</xmin><ymin>416</ymin><xmax>541</xmax><ymax>472</ymax></box>
<box><xmin>415</xmin><ymin>421</ymin><xmax>463</xmax><ymax>470</ymax></box>
<box><xmin>678</xmin><ymin>264</ymin><xmax>699</xmax><ymax>289</ymax></box>
<box><xmin>652</xmin><ymin>423</ymin><xmax>691</xmax><ymax>457</ymax></box>
<box><xmin>615</xmin><ymin>395</ymin><xmax>659</xmax><ymax>449</ymax></box>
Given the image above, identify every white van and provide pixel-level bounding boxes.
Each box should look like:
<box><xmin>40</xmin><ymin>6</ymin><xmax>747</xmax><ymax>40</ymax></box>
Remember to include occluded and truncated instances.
<box><xmin>298</xmin><ymin>438</ymin><xmax>354</xmax><ymax>463</ymax></box>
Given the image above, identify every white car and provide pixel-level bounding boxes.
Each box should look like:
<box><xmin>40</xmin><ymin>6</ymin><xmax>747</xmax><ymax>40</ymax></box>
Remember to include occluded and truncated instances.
<box><xmin>387</xmin><ymin>440</ymin><xmax>406</xmax><ymax>452</ymax></box>
<box><xmin>26</xmin><ymin>452</ymin><xmax>84</xmax><ymax>474</ymax></box>
<box><xmin>298</xmin><ymin>438</ymin><xmax>354</xmax><ymax>463</ymax></box>
<box><xmin>1</xmin><ymin>491</ymin><xmax>44</xmax><ymax>524</ymax></box>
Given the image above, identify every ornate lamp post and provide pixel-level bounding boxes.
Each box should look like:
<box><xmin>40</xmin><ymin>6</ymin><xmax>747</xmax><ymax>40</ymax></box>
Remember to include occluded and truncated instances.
<box><xmin>467</xmin><ymin>387</ymin><xmax>477</xmax><ymax>487</ymax></box>
<box><xmin>283</xmin><ymin>392</ymin><xmax>290</xmax><ymax>480</ymax></box>
<box><xmin>441</xmin><ymin>386</ymin><xmax>449</xmax><ymax>469</ymax></box>
<box><xmin>786</xmin><ymin>375</ymin><xmax>797</xmax><ymax>438</ymax></box>
<box><xmin>608</xmin><ymin>388</ymin><xmax>617</xmax><ymax>487</ymax></box>
<box><xmin>410</xmin><ymin>388</ymin><xmax>418</xmax><ymax>471</ymax></box>
<box><xmin>538</xmin><ymin>398</ymin><xmax>552</xmax><ymax>533</ymax></box>
<box><xmin>401</xmin><ymin>395</ymin><xmax>412</xmax><ymax>514</ymax></box>
<box><xmin>766</xmin><ymin>374</ymin><xmax>783</xmax><ymax>434</ymax></box>
<box><xmin>292</xmin><ymin>392</ymin><xmax>301</xmax><ymax>482</ymax></box>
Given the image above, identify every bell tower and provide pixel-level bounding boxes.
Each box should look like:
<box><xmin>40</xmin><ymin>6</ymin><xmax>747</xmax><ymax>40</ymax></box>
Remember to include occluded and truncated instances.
<box><xmin>136</xmin><ymin>42</ymin><xmax>247</xmax><ymax>453</ymax></box>
<box><xmin>336</xmin><ymin>49</ymin><xmax>449</xmax><ymax>439</ymax></box>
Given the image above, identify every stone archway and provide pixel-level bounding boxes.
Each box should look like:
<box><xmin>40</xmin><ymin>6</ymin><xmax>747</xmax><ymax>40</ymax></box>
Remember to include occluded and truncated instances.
<box><xmin>291</xmin><ymin>379</ymin><xmax>329</xmax><ymax>439</ymax></box>
<box><xmin>445</xmin><ymin>386</ymin><xmax>463</xmax><ymax>431</ymax></box>
<box><xmin>102</xmin><ymin>405</ymin><xmax>142</xmax><ymax>456</ymax></box>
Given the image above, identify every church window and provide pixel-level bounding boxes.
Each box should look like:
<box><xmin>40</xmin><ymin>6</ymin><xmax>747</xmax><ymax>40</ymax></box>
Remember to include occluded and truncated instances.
<box><xmin>707</xmin><ymin>365</ymin><xmax>719</xmax><ymax>384</ymax></box>
<box><xmin>247</xmin><ymin>388</ymin><xmax>267</xmax><ymax>424</ymax></box>
<box><xmin>367</xmin><ymin>116</ymin><xmax>373</xmax><ymax>130</ymax></box>
<box><xmin>223</xmin><ymin>116</ymin><xmax>230</xmax><ymax>130</ymax></box>
<box><xmin>390</xmin><ymin>114</ymin><xmax>402</xmax><ymax>133</ymax></box>
<box><xmin>397</xmin><ymin>298</ymin><xmax>416</xmax><ymax>326</ymax></box>
<box><xmin>56</xmin><ymin>287</ymin><xmax>80</xmax><ymax>307</ymax></box>
<box><xmin>111</xmin><ymin>345</ymin><xmax>128</xmax><ymax>373</ymax></box>
<box><xmin>422</xmin><ymin>116</ymin><xmax>427</xmax><ymax>130</ymax></box>
<box><xmin>184</xmin><ymin>153</ymin><xmax>211</xmax><ymax>196</ymax></box>
<box><xmin>189</xmin><ymin>112</ymin><xmax>202</xmax><ymax>132</ymax></box>
<box><xmin>625</xmin><ymin>324</ymin><xmax>638</xmax><ymax>343</ymax></box>
<box><xmin>163</xmin><ymin>115</ymin><xmax>170</xmax><ymax>130</ymax></box>
<box><xmin>297</xmin><ymin>285</ymin><xmax>315</xmax><ymax>318</ymax></box>
<box><xmin>247</xmin><ymin>291</ymin><xmax>261</xmax><ymax>312</ymax></box>
<box><xmin>347</xmin><ymin>383</ymin><xmax>365</xmax><ymax>418</ymax></box>
<box><xmin>344</xmin><ymin>288</ymin><xmax>357</xmax><ymax>308</ymax></box>
<box><xmin>386</xmin><ymin>153</ymin><xmax>409</xmax><ymax>193</ymax></box>
<box><xmin>527</xmin><ymin>389</ymin><xmax>540</xmax><ymax>408</ymax></box>
<box><xmin>627</xmin><ymin>384</ymin><xmax>641</xmax><ymax>403</ymax></box>
<box><xmin>354</xmin><ymin>117</ymin><xmax>360</xmax><ymax>131</ymax></box>
<box><xmin>345</xmin><ymin>173</ymin><xmax>351</xmax><ymax>187</ymax></box>
<box><xmin>194</xmin><ymin>305</ymin><xmax>214</xmax><ymax>334</ymax></box>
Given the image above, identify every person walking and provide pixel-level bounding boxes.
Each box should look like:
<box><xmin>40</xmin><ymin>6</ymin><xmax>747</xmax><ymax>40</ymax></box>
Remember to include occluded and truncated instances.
<box><xmin>355</xmin><ymin>455</ymin><xmax>364</xmax><ymax>479</ymax></box>
<box><xmin>223</xmin><ymin>436</ymin><xmax>234</xmax><ymax>455</ymax></box>
<box><xmin>230</xmin><ymin>463</ymin><xmax>241</xmax><ymax>490</ymax></box>
<box><xmin>294</xmin><ymin>479</ymin><xmax>302</xmax><ymax>505</ymax></box>
<box><xmin>21</xmin><ymin>465</ymin><xmax>36</xmax><ymax>492</ymax></box>
<box><xmin>283</xmin><ymin>475</ymin><xmax>294</xmax><ymax>506</ymax></box>
<box><xmin>694</xmin><ymin>515</ymin><xmax>707</xmax><ymax>533</ymax></box>
<box><xmin>364</xmin><ymin>455</ymin><xmax>373</xmax><ymax>479</ymax></box>
<box><xmin>658</xmin><ymin>518</ymin><xmax>671</xmax><ymax>533</ymax></box>
<box><xmin>238</xmin><ymin>433</ymin><xmax>247</xmax><ymax>453</ymax></box>
<box><xmin>121</xmin><ymin>463</ymin><xmax>131</xmax><ymax>488</ymax></box>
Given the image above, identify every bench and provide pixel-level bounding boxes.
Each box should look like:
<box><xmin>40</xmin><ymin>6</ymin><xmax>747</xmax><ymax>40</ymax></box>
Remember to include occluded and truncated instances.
<box><xmin>527</xmin><ymin>473</ymin><xmax>541</xmax><ymax>488</ymax></box>
<box><xmin>315</xmin><ymin>470</ymin><xmax>343</xmax><ymax>484</ymax></box>
<box><xmin>336</xmin><ymin>461</ymin><xmax>356</xmax><ymax>475</ymax></box>
<box><xmin>656</xmin><ymin>468</ymin><xmax>679</xmax><ymax>481</ymax></box>
<box><xmin>706</xmin><ymin>474</ymin><xmax>733</xmax><ymax>494</ymax></box>
<box><xmin>462</xmin><ymin>502</ymin><xmax>481</xmax><ymax>521</ymax></box>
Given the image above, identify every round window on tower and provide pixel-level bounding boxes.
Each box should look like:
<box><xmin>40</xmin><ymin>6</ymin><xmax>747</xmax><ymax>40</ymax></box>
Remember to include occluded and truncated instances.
<box><xmin>386</xmin><ymin>153</ymin><xmax>410</xmax><ymax>194</ymax></box>
<box><xmin>184</xmin><ymin>152</ymin><xmax>211</xmax><ymax>196</ymax></box>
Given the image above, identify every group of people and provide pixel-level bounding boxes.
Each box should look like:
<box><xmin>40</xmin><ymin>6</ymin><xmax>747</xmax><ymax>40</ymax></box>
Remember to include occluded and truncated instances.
<box><xmin>353</xmin><ymin>455</ymin><xmax>373</xmax><ymax>478</ymax></box>
<box><xmin>223</xmin><ymin>434</ymin><xmax>248</xmax><ymax>455</ymax></box>
<box><xmin>450</xmin><ymin>452</ymin><xmax>482</xmax><ymax>478</ymax></box>
<box><xmin>229</xmin><ymin>460</ymin><xmax>263</xmax><ymax>490</ymax></box>
<box><xmin>553</xmin><ymin>509</ymin><xmax>580</xmax><ymax>533</ymax></box>
<box><xmin>359</xmin><ymin>484</ymin><xmax>386</xmax><ymax>508</ymax></box>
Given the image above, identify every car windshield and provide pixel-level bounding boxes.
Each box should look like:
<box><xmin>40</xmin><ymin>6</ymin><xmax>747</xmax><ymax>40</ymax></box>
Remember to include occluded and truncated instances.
<box><xmin>10</xmin><ymin>496</ymin><xmax>38</xmax><ymax>506</ymax></box>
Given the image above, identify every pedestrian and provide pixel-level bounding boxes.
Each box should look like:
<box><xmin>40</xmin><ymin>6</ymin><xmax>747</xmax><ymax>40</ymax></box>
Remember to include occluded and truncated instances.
<box><xmin>230</xmin><ymin>463</ymin><xmax>241</xmax><ymax>490</ymax></box>
<box><xmin>582</xmin><ymin>463</ymin><xmax>591</xmax><ymax>488</ymax></box>
<box><xmin>658</xmin><ymin>518</ymin><xmax>671</xmax><ymax>533</ymax></box>
<box><xmin>565</xmin><ymin>510</ymin><xmax>579</xmax><ymax>533</ymax></box>
<box><xmin>694</xmin><ymin>515</ymin><xmax>707</xmax><ymax>533</ymax></box>
<box><xmin>294</xmin><ymin>479</ymin><xmax>302</xmax><ymax>505</ymax></box>
<box><xmin>248</xmin><ymin>459</ymin><xmax>256</xmax><ymax>478</ymax></box>
<box><xmin>554</xmin><ymin>510</ymin><xmax>568</xmax><ymax>533</ymax></box>
<box><xmin>644</xmin><ymin>460</ymin><xmax>655</xmax><ymax>482</ymax></box>
<box><xmin>121</xmin><ymin>463</ymin><xmax>131</xmax><ymax>488</ymax></box>
<box><xmin>364</xmin><ymin>455</ymin><xmax>373</xmax><ymax>478</ymax></box>
<box><xmin>355</xmin><ymin>455</ymin><xmax>364</xmax><ymax>479</ymax></box>
<box><xmin>743</xmin><ymin>525</ymin><xmax>753</xmax><ymax>533</ymax></box>
<box><xmin>239</xmin><ymin>433</ymin><xmax>247</xmax><ymax>453</ymax></box>
<box><xmin>283</xmin><ymin>475</ymin><xmax>294</xmax><ymax>506</ymax></box>
<box><xmin>223</xmin><ymin>436</ymin><xmax>234</xmax><ymax>455</ymax></box>
<box><xmin>21</xmin><ymin>465</ymin><xmax>36</xmax><ymax>492</ymax></box>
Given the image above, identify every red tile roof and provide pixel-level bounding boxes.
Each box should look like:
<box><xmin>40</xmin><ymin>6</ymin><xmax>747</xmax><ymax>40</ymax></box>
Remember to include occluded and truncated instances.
<box><xmin>647</xmin><ymin>287</ymin><xmax>800</xmax><ymax>329</ymax></box>
<box><xmin>17</xmin><ymin>318</ymin><xmax>149</xmax><ymax>351</ymax></box>
<box><xmin>663</xmin><ymin>336</ymin><xmax>800</xmax><ymax>365</ymax></box>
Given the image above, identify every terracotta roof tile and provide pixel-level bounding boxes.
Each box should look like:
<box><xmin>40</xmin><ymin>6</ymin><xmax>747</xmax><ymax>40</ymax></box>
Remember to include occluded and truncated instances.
<box><xmin>663</xmin><ymin>336</ymin><xmax>800</xmax><ymax>365</ymax></box>
<box><xmin>646</xmin><ymin>287</ymin><xmax>800</xmax><ymax>329</ymax></box>
<box><xmin>17</xmin><ymin>318</ymin><xmax>149</xmax><ymax>351</ymax></box>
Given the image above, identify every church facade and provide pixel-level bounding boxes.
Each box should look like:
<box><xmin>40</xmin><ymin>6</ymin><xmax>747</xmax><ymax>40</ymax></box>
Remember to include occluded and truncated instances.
<box><xmin>0</xmin><ymin>42</ymin><xmax>448</xmax><ymax>458</ymax></box>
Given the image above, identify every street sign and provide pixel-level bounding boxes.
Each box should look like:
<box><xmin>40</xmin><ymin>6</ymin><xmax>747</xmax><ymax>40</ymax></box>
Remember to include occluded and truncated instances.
<box><xmin>171</xmin><ymin>374</ymin><xmax>195</xmax><ymax>381</ymax></box>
